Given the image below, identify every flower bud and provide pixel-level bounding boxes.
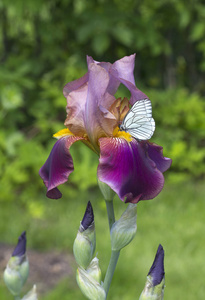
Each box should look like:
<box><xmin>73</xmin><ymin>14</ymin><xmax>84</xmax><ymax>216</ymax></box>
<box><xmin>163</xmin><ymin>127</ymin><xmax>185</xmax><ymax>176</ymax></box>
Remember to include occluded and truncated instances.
<box><xmin>73</xmin><ymin>201</ymin><xmax>96</xmax><ymax>269</ymax></box>
<box><xmin>22</xmin><ymin>285</ymin><xmax>38</xmax><ymax>300</ymax></box>
<box><xmin>4</xmin><ymin>232</ymin><xmax>29</xmax><ymax>296</ymax></box>
<box><xmin>86</xmin><ymin>257</ymin><xmax>102</xmax><ymax>283</ymax></box>
<box><xmin>110</xmin><ymin>204</ymin><xmax>137</xmax><ymax>251</ymax></box>
<box><xmin>139</xmin><ymin>244</ymin><xmax>165</xmax><ymax>300</ymax></box>
<box><xmin>76</xmin><ymin>267</ymin><xmax>106</xmax><ymax>300</ymax></box>
<box><xmin>98</xmin><ymin>180</ymin><xmax>115</xmax><ymax>201</ymax></box>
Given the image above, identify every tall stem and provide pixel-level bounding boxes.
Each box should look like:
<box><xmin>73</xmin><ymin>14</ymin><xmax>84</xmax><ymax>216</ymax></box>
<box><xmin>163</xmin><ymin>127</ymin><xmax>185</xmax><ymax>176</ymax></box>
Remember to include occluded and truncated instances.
<box><xmin>14</xmin><ymin>296</ymin><xmax>21</xmax><ymax>300</ymax></box>
<box><xmin>103</xmin><ymin>198</ymin><xmax>120</xmax><ymax>298</ymax></box>
<box><xmin>105</xmin><ymin>199</ymin><xmax>115</xmax><ymax>232</ymax></box>
<box><xmin>103</xmin><ymin>250</ymin><xmax>120</xmax><ymax>296</ymax></box>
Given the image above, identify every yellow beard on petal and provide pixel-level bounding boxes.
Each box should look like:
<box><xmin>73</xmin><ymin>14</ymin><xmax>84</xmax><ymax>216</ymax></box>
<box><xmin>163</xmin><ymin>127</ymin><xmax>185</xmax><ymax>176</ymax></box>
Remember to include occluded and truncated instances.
<box><xmin>53</xmin><ymin>128</ymin><xmax>74</xmax><ymax>139</ymax></box>
<box><xmin>53</xmin><ymin>128</ymin><xmax>98</xmax><ymax>155</ymax></box>
<box><xmin>113</xmin><ymin>127</ymin><xmax>133</xmax><ymax>142</ymax></box>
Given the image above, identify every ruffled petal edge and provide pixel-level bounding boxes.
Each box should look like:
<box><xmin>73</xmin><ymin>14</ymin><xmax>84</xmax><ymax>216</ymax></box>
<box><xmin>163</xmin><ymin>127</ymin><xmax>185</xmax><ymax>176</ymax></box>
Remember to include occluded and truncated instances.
<box><xmin>39</xmin><ymin>135</ymin><xmax>85</xmax><ymax>199</ymax></box>
<box><xmin>98</xmin><ymin>137</ymin><xmax>168</xmax><ymax>203</ymax></box>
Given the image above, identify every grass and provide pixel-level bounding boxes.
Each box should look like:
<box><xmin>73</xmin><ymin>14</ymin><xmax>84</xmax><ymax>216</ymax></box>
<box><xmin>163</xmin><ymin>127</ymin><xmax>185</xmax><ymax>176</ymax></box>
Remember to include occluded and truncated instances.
<box><xmin>0</xmin><ymin>179</ymin><xmax>205</xmax><ymax>299</ymax></box>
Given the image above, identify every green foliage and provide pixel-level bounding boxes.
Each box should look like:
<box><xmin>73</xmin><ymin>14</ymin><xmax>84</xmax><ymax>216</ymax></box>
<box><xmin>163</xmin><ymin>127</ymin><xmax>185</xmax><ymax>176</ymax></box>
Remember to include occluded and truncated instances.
<box><xmin>149</xmin><ymin>88</ymin><xmax>205</xmax><ymax>180</ymax></box>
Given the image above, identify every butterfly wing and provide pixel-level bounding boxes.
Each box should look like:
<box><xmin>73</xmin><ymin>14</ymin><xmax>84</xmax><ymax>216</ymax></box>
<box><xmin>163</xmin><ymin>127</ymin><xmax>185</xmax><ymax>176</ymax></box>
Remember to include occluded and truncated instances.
<box><xmin>121</xmin><ymin>99</ymin><xmax>155</xmax><ymax>140</ymax></box>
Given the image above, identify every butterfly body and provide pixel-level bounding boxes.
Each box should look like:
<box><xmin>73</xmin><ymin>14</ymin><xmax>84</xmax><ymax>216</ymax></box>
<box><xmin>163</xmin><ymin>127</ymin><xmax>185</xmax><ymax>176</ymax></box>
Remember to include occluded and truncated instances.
<box><xmin>119</xmin><ymin>99</ymin><xmax>155</xmax><ymax>141</ymax></box>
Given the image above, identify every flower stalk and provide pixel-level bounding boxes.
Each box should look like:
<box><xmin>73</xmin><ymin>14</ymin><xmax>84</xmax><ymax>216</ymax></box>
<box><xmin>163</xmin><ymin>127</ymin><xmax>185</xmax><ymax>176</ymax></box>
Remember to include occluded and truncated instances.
<box><xmin>105</xmin><ymin>199</ymin><xmax>115</xmax><ymax>232</ymax></box>
<box><xmin>103</xmin><ymin>199</ymin><xmax>137</xmax><ymax>297</ymax></box>
<box><xmin>103</xmin><ymin>250</ymin><xmax>120</xmax><ymax>296</ymax></box>
<box><xmin>102</xmin><ymin>195</ymin><xmax>118</xmax><ymax>297</ymax></box>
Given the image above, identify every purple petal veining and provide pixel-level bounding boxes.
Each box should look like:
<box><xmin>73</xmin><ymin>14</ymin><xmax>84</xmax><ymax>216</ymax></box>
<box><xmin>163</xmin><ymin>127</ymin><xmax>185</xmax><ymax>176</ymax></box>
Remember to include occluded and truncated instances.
<box><xmin>98</xmin><ymin>137</ymin><xmax>165</xmax><ymax>203</ymax></box>
<box><xmin>39</xmin><ymin>136</ymin><xmax>85</xmax><ymax>199</ymax></box>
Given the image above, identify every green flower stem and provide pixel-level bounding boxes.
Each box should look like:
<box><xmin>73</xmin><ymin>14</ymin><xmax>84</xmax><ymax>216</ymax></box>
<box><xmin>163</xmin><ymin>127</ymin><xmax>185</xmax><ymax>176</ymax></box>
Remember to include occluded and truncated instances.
<box><xmin>105</xmin><ymin>199</ymin><xmax>115</xmax><ymax>231</ymax></box>
<box><xmin>14</xmin><ymin>296</ymin><xmax>21</xmax><ymax>300</ymax></box>
<box><xmin>103</xmin><ymin>250</ymin><xmax>120</xmax><ymax>297</ymax></box>
<box><xmin>103</xmin><ymin>198</ymin><xmax>120</xmax><ymax>297</ymax></box>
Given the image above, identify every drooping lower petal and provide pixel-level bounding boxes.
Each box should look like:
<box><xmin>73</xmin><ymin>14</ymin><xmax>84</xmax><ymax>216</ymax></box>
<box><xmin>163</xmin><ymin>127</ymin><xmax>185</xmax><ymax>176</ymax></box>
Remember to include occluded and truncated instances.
<box><xmin>98</xmin><ymin>137</ymin><xmax>166</xmax><ymax>203</ymax></box>
<box><xmin>146</xmin><ymin>142</ymin><xmax>172</xmax><ymax>173</ymax></box>
<box><xmin>39</xmin><ymin>136</ymin><xmax>85</xmax><ymax>199</ymax></box>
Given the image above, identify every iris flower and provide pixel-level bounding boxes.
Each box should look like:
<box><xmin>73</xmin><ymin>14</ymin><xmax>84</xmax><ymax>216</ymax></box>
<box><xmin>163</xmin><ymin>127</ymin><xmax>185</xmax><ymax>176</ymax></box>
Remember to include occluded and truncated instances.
<box><xmin>39</xmin><ymin>54</ymin><xmax>171</xmax><ymax>203</ymax></box>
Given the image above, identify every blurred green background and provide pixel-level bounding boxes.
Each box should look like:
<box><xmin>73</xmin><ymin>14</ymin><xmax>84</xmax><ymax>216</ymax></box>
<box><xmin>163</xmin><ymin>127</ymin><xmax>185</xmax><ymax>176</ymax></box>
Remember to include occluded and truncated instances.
<box><xmin>0</xmin><ymin>0</ymin><xmax>205</xmax><ymax>299</ymax></box>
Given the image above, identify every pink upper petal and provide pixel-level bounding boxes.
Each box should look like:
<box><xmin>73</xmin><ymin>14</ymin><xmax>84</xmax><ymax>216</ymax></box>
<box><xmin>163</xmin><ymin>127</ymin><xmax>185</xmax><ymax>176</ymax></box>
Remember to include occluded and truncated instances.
<box><xmin>111</xmin><ymin>54</ymin><xmax>136</xmax><ymax>86</ymax></box>
<box><xmin>87</xmin><ymin>54</ymin><xmax>137</xmax><ymax>99</ymax></box>
<box><xmin>87</xmin><ymin>56</ymin><xmax>119</xmax><ymax>96</ymax></box>
<box><xmin>98</xmin><ymin>137</ymin><xmax>166</xmax><ymax>203</ymax></box>
<box><xmin>85</xmin><ymin>62</ymin><xmax>117</xmax><ymax>148</ymax></box>
<box><xmin>39</xmin><ymin>135</ymin><xmax>85</xmax><ymax>199</ymax></box>
<box><xmin>110</xmin><ymin>54</ymin><xmax>149</xmax><ymax>104</ymax></box>
<box><xmin>63</xmin><ymin>73</ymin><xmax>88</xmax><ymax>97</ymax></box>
<box><xmin>63</xmin><ymin>54</ymin><xmax>150</xmax><ymax>148</ymax></box>
<box><xmin>63</xmin><ymin>73</ymin><xmax>89</xmax><ymax>136</ymax></box>
<box><xmin>118</xmin><ymin>78</ymin><xmax>149</xmax><ymax>105</ymax></box>
<box><xmin>64</xmin><ymin>83</ymin><xmax>88</xmax><ymax>136</ymax></box>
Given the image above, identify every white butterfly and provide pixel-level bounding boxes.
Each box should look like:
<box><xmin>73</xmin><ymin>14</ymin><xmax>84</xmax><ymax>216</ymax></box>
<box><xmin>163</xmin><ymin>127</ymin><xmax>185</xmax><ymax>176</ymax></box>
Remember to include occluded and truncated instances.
<box><xmin>119</xmin><ymin>99</ymin><xmax>155</xmax><ymax>141</ymax></box>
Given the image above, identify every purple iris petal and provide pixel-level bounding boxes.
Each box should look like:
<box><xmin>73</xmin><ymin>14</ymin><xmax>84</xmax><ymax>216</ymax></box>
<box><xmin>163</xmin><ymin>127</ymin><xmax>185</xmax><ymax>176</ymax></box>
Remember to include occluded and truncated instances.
<box><xmin>112</xmin><ymin>54</ymin><xmax>136</xmax><ymax>86</ymax></box>
<box><xmin>39</xmin><ymin>136</ymin><xmax>84</xmax><ymax>199</ymax></box>
<box><xmin>63</xmin><ymin>72</ymin><xmax>89</xmax><ymax>136</ymax></box>
<box><xmin>87</xmin><ymin>54</ymin><xmax>141</xmax><ymax>109</ymax></box>
<box><xmin>98</xmin><ymin>137</ymin><xmax>165</xmax><ymax>203</ymax></box>
<box><xmin>120</xmin><ymin>78</ymin><xmax>149</xmax><ymax>105</ymax></box>
<box><xmin>63</xmin><ymin>54</ymin><xmax>149</xmax><ymax>147</ymax></box>
<box><xmin>110</xmin><ymin>55</ymin><xmax>149</xmax><ymax>104</ymax></box>
<box><xmin>12</xmin><ymin>231</ymin><xmax>26</xmax><ymax>257</ymax></box>
<box><xmin>64</xmin><ymin>83</ymin><xmax>88</xmax><ymax>136</ymax></box>
<box><xmin>85</xmin><ymin>54</ymin><xmax>148</xmax><ymax>146</ymax></box>
<box><xmin>85</xmin><ymin>62</ymin><xmax>117</xmax><ymax>146</ymax></box>
<box><xmin>88</xmin><ymin>54</ymin><xmax>136</xmax><ymax>96</ymax></box>
<box><xmin>146</xmin><ymin>142</ymin><xmax>172</xmax><ymax>173</ymax></box>
<box><xmin>148</xmin><ymin>244</ymin><xmax>165</xmax><ymax>286</ymax></box>
<box><xmin>63</xmin><ymin>73</ymin><xmax>88</xmax><ymax>97</ymax></box>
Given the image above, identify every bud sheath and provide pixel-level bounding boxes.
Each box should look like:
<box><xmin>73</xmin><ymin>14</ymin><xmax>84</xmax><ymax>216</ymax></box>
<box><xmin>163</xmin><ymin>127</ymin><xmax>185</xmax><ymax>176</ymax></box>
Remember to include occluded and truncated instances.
<box><xmin>22</xmin><ymin>285</ymin><xmax>38</xmax><ymax>300</ymax></box>
<box><xmin>76</xmin><ymin>267</ymin><xmax>106</xmax><ymax>300</ymax></box>
<box><xmin>73</xmin><ymin>201</ymin><xmax>96</xmax><ymax>269</ymax></box>
<box><xmin>139</xmin><ymin>245</ymin><xmax>165</xmax><ymax>300</ymax></box>
<box><xmin>4</xmin><ymin>232</ymin><xmax>29</xmax><ymax>296</ymax></box>
<box><xmin>111</xmin><ymin>204</ymin><xmax>137</xmax><ymax>251</ymax></box>
<box><xmin>86</xmin><ymin>257</ymin><xmax>102</xmax><ymax>283</ymax></box>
